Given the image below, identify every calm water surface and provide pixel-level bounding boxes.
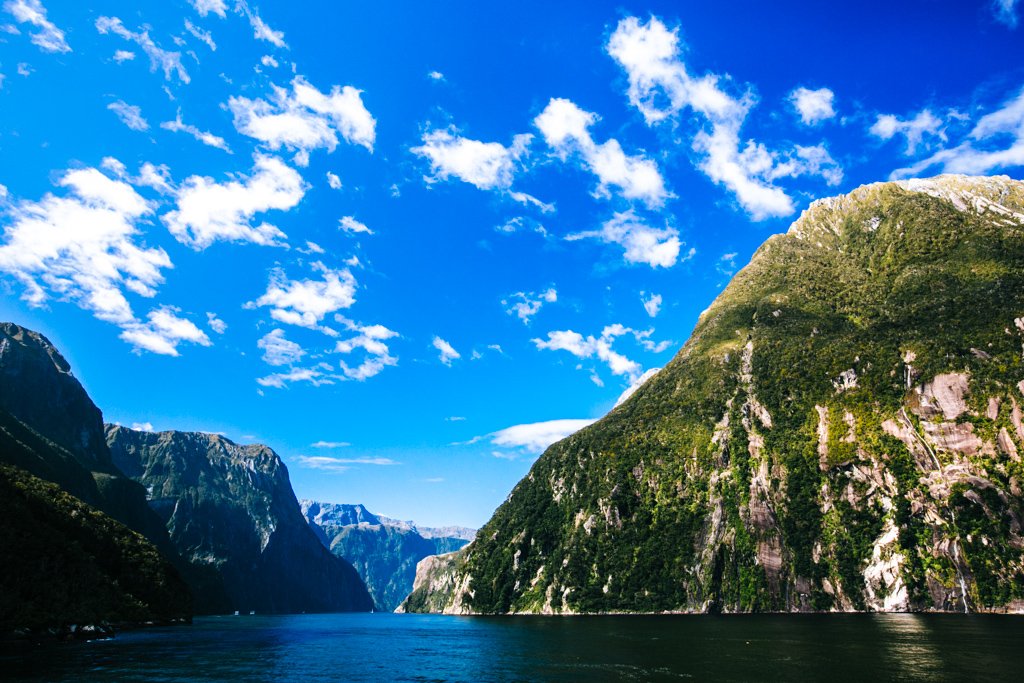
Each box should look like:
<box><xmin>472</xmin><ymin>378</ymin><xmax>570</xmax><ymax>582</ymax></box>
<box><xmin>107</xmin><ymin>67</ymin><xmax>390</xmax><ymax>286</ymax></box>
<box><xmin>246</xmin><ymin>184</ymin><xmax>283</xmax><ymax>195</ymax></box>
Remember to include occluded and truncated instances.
<box><xmin>2</xmin><ymin>613</ymin><xmax>1022</xmax><ymax>682</ymax></box>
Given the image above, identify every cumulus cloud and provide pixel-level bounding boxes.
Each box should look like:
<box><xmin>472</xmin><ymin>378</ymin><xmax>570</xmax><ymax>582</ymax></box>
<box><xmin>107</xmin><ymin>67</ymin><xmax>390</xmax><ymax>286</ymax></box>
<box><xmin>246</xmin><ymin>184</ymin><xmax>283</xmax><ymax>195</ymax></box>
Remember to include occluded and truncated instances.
<box><xmin>642</xmin><ymin>292</ymin><xmax>662</xmax><ymax>317</ymax></box>
<box><xmin>333</xmin><ymin>318</ymin><xmax>399</xmax><ymax>380</ymax></box>
<box><xmin>108</xmin><ymin>100</ymin><xmax>149</xmax><ymax>131</ymax></box>
<box><xmin>131</xmin><ymin>422</ymin><xmax>155</xmax><ymax>432</ymax></box>
<box><xmin>311</xmin><ymin>440</ymin><xmax>350</xmax><ymax>448</ymax></box>
<box><xmin>789</xmin><ymin>87</ymin><xmax>835</xmax><ymax>125</ymax></box>
<box><xmin>113</xmin><ymin>49</ymin><xmax>135</xmax><ymax>63</ymax></box>
<box><xmin>0</xmin><ymin>164</ymin><xmax>172</xmax><ymax>331</ymax></box>
<box><xmin>4</xmin><ymin>0</ymin><xmax>68</xmax><ymax>53</ymax></box>
<box><xmin>428</xmin><ymin>70</ymin><xmax>445</xmax><ymax>81</ymax></box>
<box><xmin>433</xmin><ymin>336</ymin><xmax>460</xmax><ymax>366</ymax></box>
<box><xmin>607</xmin><ymin>16</ymin><xmax>841</xmax><ymax>219</ymax></box>
<box><xmin>566</xmin><ymin>210</ymin><xmax>688</xmax><ymax>268</ymax></box>
<box><xmin>412</xmin><ymin>128</ymin><xmax>532</xmax><ymax>190</ymax></box>
<box><xmin>95</xmin><ymin>16</ymin><xmax>189</xmax><ymax>84</ymax></box>
<box><xmin>869</xmin><ymin>109</ymin><xmax>945</xmax><ymax>155</ymax></box>
<box><xmin>326</xmin><ymin>172</ymin><xmax>342</xmax><ymax>189</ymax></box>
<box><xmin>161</xmin><ymin>110</ymin><xmax>231</xmax><ymax>152</ymax></box>
<box><xmin>338</xmin><ymin>215</ymin><xmax>372</xmax><ymax>235</ymax></box>
<box><xmin>119</xmin><ymin>306</ymin><xmax>212</xmax><ymax>356</ymax></box>
<box><xmin>890</xmin><ymin>88</ymin><xmax>1024</xmax><ymax>177</ymax></box>
<box><xmin>206</xmin><ymin>311</ymin><xmax>227</xmax><ymax>333</ymax></box>
<box><xmin>488</xmin><ymin>418</ymin><xmax>596</xmax><ymax>454</ymax></box>
<box><xmin>229</xmin><ymin>76</ymin><xmax>375</xmax><ymax>165</ymax></box>
<box><xmin>189</xmin><ymin>0</ymin><xmax>227</xmax><ymax>18</ymax></box>
<box><xmin>533</xmin><ymin>323</ymin><xmax>670</xmax><ymax>383</ymax></box>
<box><xmin>163</xmin><ymin>154</ymin><xmax>305</xmax><ymax>249</ymax></box>
<box><xmin>249</xmin><ymin>262</ymin><xmax>357</xmax><ymax>332</ymax></box>
<box><xmin>502</xmin><ymin>287</ymin><xmax>556</xmax><ymax>324</ymax></box>
<box><xmin>535</xmin><ymin>97</ymin><xmax>670</xmax><ymax>207</ymax></box>
<box><xmin>258</xmin><ymin>328</ymin><xmax>304</xmax><ymax>366</ymax></box>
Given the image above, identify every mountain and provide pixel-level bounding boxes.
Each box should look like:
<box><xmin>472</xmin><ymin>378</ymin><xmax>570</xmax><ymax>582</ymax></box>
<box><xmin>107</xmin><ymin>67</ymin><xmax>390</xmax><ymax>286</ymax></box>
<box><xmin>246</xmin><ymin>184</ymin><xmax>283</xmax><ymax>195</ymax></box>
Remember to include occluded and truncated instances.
<box><xmin>300</xmin><ymin>501</ymin><xmax>474</xmax><ymax>612</ymax></box>
<box><xmin>106</xmin><ymin>427</ymin><xmax>374</xmax><ymax>614</ymax></box>
<box><xmin>0</xmin><ymin>323</ymin><xmax>176</xmax><ymax>551</ymax></box>
<box><xmin>0</xmin><ymin>463</ymin><xmax>191</xmax><ymax>634</ymax></box>
<box><xmin>401</xmin><ymin>175</ymin><xmax>1024</xmax><ymax>615</ymax></box>
<box><xmin>0</xmin><ymin>323</ymin><xmax>191</xmax><ymax>632</ymax></box>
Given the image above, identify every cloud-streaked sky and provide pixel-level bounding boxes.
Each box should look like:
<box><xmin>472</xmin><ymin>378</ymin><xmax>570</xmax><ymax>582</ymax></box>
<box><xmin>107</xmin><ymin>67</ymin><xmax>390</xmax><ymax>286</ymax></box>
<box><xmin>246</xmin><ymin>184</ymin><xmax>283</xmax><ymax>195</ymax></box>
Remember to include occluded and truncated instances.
<box><xmin>0</xmin><ymin>0</ymin><xmax>1022</xmax><ymax>526</ymax></box>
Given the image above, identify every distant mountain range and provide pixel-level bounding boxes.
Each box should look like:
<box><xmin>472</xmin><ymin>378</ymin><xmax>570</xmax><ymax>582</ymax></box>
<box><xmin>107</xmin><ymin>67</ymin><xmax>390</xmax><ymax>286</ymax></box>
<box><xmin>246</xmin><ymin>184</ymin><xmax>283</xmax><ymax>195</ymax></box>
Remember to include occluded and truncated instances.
<box><xmin>300</xmin><ymin>501</ymin><xmax>474</xmax><ymax>612</ymax></box>
<box><xmin>404</xmin><ymin>175</ymin><xmax>1024</xmax><ymax>615</ymax></box>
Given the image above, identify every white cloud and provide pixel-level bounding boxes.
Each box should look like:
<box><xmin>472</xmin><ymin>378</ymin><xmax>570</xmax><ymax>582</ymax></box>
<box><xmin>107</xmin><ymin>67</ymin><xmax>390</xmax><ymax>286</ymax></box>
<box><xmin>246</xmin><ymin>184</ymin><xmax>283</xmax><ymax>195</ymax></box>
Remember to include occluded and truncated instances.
<box><xmin>642</xmin><ymin>292</ymin><xmax>661</xmax><ymax>317</ymax></box>
<box><xmin>206</xmin><ymin>311</ymin><xmax>227</xmax><ymax>333</ymax></box>
<box><xmin>189</xmin><ymin>0</ymin><xmax>227</xmax><ymax>18</ymax></box>
<box><xmin>333</xmin><ymin>318</ymin><xmax>399</xmax><ymax>380</ymax></box>
<box><xmin>258</xmin><ymin>328</ymin><xmax>304</xmax><ymax>366</ymax></box>
<box><xmin>607</xmin><ymin>16</ymin><xmax>840</xmax><ymax>220</ymax></box>
<box><xmin>433</xmin><ymin>336</ymin><xmax>460</xmax><ymax>366</ymax></box>
<box><xmin>993</xmin><ymin>0</ymin><xmax>1019</xmax><ymax>27</ymax></box>
<box><xmin>113</xmin><ymin>49</ymin><xmax>135</xmax><ymax>62</ymax></box>
<box><xmin>295</xmin><ymin>455</ymin><xmax>397</xmax><ymax>473</ymax></box>
<box><xmin>137</xmin><ymin>163</ymin><xmax>173</xmax><ymax>194</ymax></box>
<box><xmin>108</xmin><ymin>100</ymin><xmax>149</xmax><ymax>131</ymax></box>
<box><xmin>326</xmin><ymin>171</ymin><xmax>342</xmax><ymax>189</ymax></box>
<box><xmin>533</xmin><ymin>323</ymin><xmax>671</xmax><ymax>383</ymax></box>
<box><xmin>260</xmin><ymin>54</ymin><xmax>278</xmax><ymax>68</ymax></box>
<box><xmin>614</xmin><ymin>367</ymin><xmax>660</xmax><ymax>406</ymax></box>
<box><xmin>489</xmin><ymin>418</ymin><xmax>596</xmax><ymax>454</ymax></box>
<box><xmin>535</xmin><ymin>98</ymin><xmax>670</xmax><ymax>208</ymax></box>
<box><xmin>890</xmin><ymin>88</ymin><xmax>1024</xmax><ymax>177</ymax></box>
<box><xmin>412</xmin><ymin>128</ymin><xmax>531</xmax><ymax>191</ymax></box>
<box><xmin>869</xmin><ymin>109</ymin><xmax>945</xmax><ymax>155</ymax></box>
<box><xmin>119</xmin><ymin>305</ymin><xmax>212</xmax><ymax>356</ymax></box>
<box><xmin>237</xmin><ymin>1</ymin><xmax>286</xmax><ymax>48</ymax></box>
<box><xmin>184</xmin><ymin>19</ymin><xmax>216</xmax><ymax>51</ymax></box>
<box><xmin>566</xmin><ymin>210</ymin><xmax>686</xmax><ymax>268</ymax></box>
<box><xmin>161</xmin><ymin>110</ymin><xmax>231</xmax><ymax>152</ymax></box>
<box><xmin>502</xmin><ymin>287</ymin><xmax>556</xmax><ymax>324</ymax></box>
<box><xmin>338</xmin><ymin>215</ymin><xmax>373</xmax><ymax>235</ymax></box>
<box><xmin>229</xmin><ymin>76</ymin><xmax>376</xmax><ymax>164</ymax></box>
<box><xmin>257</xmin><ymin>366</ymin><xmax>333</xmax><ymax>389</ymax></box>
<box><xmin>509</xmin><ymin>191</ymin><xmax>555</xmax><ymax>213</ymax></box>
<box><xmin>249</xmin><ymin>262</ymin><xmax>357</xmax><ymax>332</ymax></box>
<box><xmin>96</xmin><ymin>16</ymin><xmax>190</xmax><ymax>84</ymax></box>
<box><xmin>311</xmin><ymin>440</ymin><xmax>350</xmax><ymax>448</ymax></box>
<box><xmin>428</xmin><ymin>70</ymin><xmax>445</xmax><ymax>81</ymax></box>
<box><xmin>16</xmin><ymin>62</ymin><xmax>31</xmax><ymax>76</ymax></box>
<box><xmin>789</xmin><ymin>87</ymin><xmax>835</xmax><ymax>125</ymax></box>
<box><xmin>131</xmin><ymin>422</ymin><xmax>155</xmax><ymax>432</ymax></box>
<box><xmin>0</xmin><ymin>164</ymin><xmax>171</xmax><ymax>330</ymax></box>
<box><xmin>164</xmin><ymin>154</ymin><xmax>305</xmax><ymax>249</ymax></box>
<box><xmin>717</xmin><ymin>251</ymin><xmax>738</xmax><ymax>280</ymax></box>
<box><xmin>446</xmin><ymin>416</ymin><xmax>466</xmax><ymax>422</ymax></box>
<box><xmin>3</xmin><ymin>0</ymin><xmax>69</xmax><ymax>53</ymax></box>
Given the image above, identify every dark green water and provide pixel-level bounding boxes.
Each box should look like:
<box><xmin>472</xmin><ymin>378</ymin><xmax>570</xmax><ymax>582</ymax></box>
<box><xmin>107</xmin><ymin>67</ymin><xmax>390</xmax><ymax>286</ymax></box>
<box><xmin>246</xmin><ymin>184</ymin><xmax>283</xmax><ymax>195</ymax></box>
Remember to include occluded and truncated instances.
<box><xmin>3</xmin><ymin>613</ymin><xmax>1023</xmax><ymax>682</ymax></box>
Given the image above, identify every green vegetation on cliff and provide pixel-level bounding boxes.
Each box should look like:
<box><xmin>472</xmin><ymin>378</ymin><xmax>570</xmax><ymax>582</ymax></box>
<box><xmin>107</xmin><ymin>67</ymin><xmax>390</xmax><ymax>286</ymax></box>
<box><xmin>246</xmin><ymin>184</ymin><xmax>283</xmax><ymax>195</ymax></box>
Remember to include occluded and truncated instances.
<box><xmin>402</xmin><ymin>175</ymin><xmax>1024</xmax><ymax>615</ymax></box>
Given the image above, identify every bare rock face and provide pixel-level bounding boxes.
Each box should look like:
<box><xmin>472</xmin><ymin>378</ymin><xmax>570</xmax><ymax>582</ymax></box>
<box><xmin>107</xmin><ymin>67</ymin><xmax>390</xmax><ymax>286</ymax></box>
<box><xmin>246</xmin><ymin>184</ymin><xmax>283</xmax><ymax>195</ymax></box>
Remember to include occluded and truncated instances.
<box><xmin>403</xmin><ymin>175</ymin><xmax>1024</xmax><ymax>615</ymax></box>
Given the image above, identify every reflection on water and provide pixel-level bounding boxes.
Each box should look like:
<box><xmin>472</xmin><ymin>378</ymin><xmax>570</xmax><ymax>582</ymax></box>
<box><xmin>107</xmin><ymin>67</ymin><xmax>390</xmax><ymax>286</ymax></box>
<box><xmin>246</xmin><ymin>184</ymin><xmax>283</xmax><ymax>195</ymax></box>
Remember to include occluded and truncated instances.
<box><xmin>2</xmin><ymin>613</ymin><xmax>1023</xmax><ymax>682</ymax></box>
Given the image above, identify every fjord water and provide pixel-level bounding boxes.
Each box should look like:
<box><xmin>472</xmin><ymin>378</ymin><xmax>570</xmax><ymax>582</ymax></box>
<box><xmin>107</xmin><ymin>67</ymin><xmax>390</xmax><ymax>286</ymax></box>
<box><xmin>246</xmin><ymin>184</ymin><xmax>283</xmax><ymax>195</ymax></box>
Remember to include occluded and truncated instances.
<box><xmin>4</xmin><ymin>614</ymin><xmax>1024</xmax><ymax>682</ymax></box>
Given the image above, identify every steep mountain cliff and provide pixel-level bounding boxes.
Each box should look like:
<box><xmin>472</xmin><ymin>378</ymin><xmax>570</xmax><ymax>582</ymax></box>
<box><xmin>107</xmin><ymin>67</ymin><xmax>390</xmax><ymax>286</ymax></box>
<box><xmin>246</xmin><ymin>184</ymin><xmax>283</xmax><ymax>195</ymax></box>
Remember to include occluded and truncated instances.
<box><xmin>0</xmin><ymin>323</ymin><xmax>191</xmax><ymax>632</ymax></box>
<box><xmin>106</xmin><ymin>427</ymin><xmax>374</xmax><ymax>614</ymax></box>
<box><xmin>0</xmin><ymin>323</ymin><xmax>175</xmax><ymax>550</ymax></box>
<box><xmin>301</xmin><ymin>501</ymin><xmax>473</xmax><ymax>612</ymax></box>
<box><xmin>402</xmin><ymin>175</ymin><xmax>1024</xmax><ymax>614</ymax></box>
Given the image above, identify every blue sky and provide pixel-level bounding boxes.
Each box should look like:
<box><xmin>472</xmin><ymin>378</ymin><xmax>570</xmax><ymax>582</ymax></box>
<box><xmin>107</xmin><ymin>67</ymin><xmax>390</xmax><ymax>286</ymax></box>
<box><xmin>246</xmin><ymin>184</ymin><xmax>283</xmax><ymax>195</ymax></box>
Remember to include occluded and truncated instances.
<box><xmin>0</xmin><ymin>0</ymin><xmax>1022</xmax><ymax>527</ymax></box>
